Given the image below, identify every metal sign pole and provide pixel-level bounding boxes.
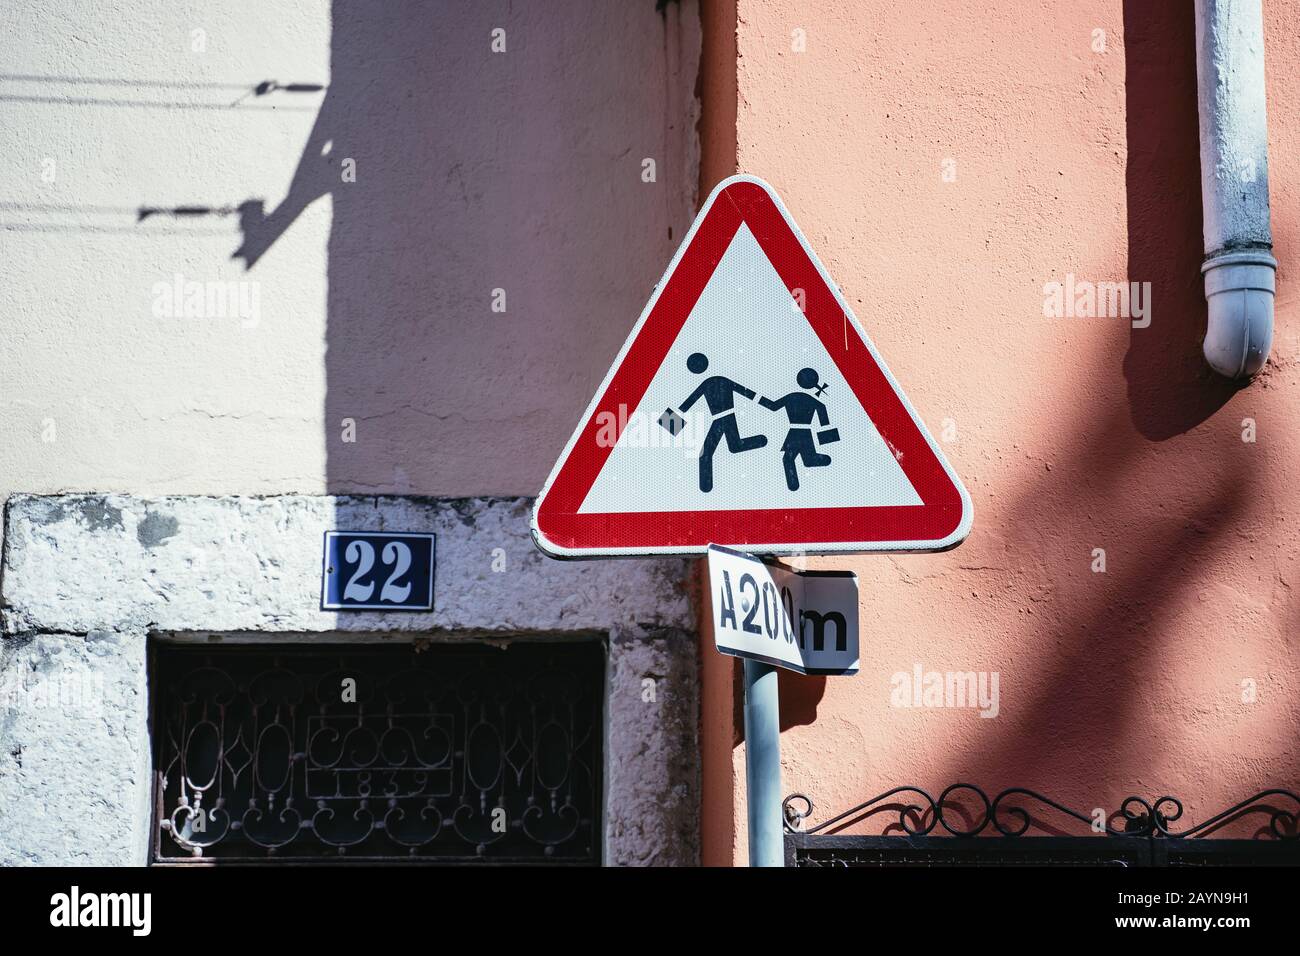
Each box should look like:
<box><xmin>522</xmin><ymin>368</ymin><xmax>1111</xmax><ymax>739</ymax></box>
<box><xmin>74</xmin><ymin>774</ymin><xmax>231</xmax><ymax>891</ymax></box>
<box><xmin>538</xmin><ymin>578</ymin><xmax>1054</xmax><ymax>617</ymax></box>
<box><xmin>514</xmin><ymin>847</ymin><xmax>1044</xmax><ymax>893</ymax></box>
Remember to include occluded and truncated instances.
<box><xmin>743</xmin><ymin>658</ymin><xmax>784</xmax><ymax>867</ymax></box>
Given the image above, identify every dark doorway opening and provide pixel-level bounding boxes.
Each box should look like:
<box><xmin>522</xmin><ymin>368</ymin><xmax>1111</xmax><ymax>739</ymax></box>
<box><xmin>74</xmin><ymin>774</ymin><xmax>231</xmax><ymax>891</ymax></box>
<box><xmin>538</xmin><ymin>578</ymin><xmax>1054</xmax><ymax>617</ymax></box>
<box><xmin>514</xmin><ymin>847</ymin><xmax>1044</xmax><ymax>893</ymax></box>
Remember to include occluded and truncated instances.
<box><xmin>150</xmin><ymin>640</ymin><xmax>604</xmax><ymax>865</ymax></box>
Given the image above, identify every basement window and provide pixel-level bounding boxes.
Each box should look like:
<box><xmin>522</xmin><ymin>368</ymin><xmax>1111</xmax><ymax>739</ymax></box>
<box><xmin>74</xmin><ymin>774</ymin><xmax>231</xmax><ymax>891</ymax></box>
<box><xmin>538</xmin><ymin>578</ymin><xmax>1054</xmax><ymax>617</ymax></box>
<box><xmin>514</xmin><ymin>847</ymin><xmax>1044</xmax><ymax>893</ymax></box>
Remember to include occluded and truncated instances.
<box><xmin>150</xmin><ymin>640</ymin><xmax>604</xmax><ymax>864</ymax></box>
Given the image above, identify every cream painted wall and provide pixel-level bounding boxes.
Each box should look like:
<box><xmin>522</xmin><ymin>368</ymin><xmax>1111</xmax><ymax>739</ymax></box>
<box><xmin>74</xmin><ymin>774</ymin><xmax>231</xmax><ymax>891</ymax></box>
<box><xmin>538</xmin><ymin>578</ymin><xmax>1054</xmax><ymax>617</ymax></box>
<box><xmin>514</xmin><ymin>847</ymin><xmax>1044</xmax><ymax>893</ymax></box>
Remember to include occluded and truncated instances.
<box><xmin>0</xmin><ymin>0</ymin><xmax>701</xmax><ymax>502</ymax></box>
<box><xmin>0</xmin><ymin>1</ymin><xmax>331</xmax><ymax>496</ymax></box>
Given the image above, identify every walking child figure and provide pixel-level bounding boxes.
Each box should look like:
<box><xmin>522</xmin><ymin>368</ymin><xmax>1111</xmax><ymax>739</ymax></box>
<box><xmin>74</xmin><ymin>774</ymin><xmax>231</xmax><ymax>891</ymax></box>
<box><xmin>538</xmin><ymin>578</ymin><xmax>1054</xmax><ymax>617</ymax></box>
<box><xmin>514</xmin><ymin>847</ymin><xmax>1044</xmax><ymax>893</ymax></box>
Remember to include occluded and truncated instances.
<box><xmin>678</xmin><ymin>352</ymin><xmax>768</xmax><ymax>492</ymax></box>
<box><xmin>760</xmin><ymin>367</ymin><xmax>834</xmax><ymax>491</ymax></box>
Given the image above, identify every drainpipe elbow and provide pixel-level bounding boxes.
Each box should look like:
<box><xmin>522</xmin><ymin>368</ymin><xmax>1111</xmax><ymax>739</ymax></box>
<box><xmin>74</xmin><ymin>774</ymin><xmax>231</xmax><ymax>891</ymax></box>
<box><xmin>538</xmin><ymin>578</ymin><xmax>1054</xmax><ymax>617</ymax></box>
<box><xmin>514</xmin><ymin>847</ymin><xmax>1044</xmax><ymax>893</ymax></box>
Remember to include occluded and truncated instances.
<box><xmin>1201</xmin><ymin>249</ymin><xmax>1276</xmax><ymax>378</ymax></box>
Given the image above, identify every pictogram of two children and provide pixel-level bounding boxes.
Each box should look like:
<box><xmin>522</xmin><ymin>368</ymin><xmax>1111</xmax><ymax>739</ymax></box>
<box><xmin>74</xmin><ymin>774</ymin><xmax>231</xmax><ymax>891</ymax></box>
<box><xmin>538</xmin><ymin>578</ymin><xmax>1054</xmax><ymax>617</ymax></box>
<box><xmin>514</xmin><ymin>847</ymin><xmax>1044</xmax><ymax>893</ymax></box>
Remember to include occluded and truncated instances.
<box><xmin>672</xmin><ymin>352</ymin><xmax>841</xmax><ymax>493</ymax></box>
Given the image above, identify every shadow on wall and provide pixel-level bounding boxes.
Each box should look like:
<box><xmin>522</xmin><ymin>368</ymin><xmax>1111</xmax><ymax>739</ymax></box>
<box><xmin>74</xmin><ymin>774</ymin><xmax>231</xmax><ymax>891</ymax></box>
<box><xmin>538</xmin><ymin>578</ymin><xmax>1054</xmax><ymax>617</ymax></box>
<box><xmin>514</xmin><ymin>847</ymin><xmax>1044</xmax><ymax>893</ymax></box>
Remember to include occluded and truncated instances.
<box><xmin>1122</xmin><ymin>0</ymin><xmax>1246</xmax><ymax>440</ymax></box>
<box><xmin>727</xmin><ymin>663</ymin><xmax>827</xmax><ymax>745</ymax></box>
<box><xmin>231</xmin><ymin>0</ymin><xmax>698</xmax><ymax>496</ymax></box>
<box><xmin>783</xmin><ymin>2</ymin><xmax>1293</xmax><ymax>842</ymax></box>
<box><xmin>822</xmin><ymin>402</ymin><xmax>1266</xmax><ymax>838</ymax></box>
<box><xmin>749</xmin><ymin>3</ymin><xmax>1263</xmax><ymax>764</ymax></box>
<box><xmin>925</xmin><ymin>14</ymin><xmax>1286</xmax><ymax>820</ymax></box>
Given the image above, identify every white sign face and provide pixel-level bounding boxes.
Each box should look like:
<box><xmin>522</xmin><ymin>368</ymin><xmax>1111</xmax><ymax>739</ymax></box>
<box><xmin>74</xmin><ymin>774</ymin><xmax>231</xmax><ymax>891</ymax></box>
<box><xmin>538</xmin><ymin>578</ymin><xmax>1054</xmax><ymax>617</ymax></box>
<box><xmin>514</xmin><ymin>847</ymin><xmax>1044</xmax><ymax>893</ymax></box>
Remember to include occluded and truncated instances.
<box><xmin>707</xmin><ymin>545</ymin><xmax>859</xmax><ymax>676</ymax></box>
<box><xmin>579</xmin><ymin>223</ymin><xmax>922</xmax><ymax>515</ymax></box>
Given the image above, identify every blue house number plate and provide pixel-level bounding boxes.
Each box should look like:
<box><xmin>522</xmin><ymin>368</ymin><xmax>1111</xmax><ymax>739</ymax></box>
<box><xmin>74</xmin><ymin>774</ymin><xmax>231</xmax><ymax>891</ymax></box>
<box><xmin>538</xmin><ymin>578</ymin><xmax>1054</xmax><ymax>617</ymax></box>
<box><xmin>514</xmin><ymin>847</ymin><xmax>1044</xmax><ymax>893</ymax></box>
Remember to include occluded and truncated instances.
<box><xmin>321</xmin><ymin>531</ymin><xmax>436</xmax><ymax>611</ymax></box>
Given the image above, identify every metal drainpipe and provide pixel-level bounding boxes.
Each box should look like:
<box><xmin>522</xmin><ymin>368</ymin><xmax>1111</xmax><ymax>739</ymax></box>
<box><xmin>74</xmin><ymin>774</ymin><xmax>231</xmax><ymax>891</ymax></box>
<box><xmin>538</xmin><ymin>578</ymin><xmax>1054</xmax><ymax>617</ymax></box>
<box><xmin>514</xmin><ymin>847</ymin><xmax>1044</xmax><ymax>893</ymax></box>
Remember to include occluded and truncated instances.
<box><xmin>1194</xmin><ymin>0</ymin><xmax>1277</xmax><ymax>379</ymax></box>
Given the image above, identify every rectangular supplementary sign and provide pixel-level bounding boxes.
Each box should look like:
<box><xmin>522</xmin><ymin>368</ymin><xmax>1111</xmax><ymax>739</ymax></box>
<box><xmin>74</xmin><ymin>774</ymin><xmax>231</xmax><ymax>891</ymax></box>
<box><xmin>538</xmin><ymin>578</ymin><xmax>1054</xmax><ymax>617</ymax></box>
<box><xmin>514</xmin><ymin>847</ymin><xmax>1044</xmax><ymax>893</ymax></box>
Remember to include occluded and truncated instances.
<box><xmin>707</xmin><ymin>544</ymin><xmax>858</xmax><ymax>675</ymax></box>
<box><xmin>321</xmin><ymin>531</ymin><xmax>436</xmax><ymax>611</ymax></box>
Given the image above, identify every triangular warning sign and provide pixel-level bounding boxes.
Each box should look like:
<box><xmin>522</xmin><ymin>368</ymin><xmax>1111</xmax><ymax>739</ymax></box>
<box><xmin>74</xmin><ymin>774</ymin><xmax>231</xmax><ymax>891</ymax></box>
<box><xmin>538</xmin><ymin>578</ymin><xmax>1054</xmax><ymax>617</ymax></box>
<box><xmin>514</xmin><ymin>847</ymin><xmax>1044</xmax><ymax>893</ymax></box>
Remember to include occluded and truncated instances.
<box><xmin>532</xmin><ymin>175</ymin><xmax>972</xmax><ymax>557</ymax></box>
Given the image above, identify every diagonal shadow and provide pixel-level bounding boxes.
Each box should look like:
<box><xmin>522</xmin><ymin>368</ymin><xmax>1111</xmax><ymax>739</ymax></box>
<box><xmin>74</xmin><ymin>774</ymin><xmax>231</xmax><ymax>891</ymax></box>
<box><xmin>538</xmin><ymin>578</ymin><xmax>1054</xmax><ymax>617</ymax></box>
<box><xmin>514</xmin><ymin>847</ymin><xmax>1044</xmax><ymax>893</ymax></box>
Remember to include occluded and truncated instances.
<box><xmin>1122</xmin><ymin>0</ymin><xmax>1247</xmax><ymax>440</ymax></box>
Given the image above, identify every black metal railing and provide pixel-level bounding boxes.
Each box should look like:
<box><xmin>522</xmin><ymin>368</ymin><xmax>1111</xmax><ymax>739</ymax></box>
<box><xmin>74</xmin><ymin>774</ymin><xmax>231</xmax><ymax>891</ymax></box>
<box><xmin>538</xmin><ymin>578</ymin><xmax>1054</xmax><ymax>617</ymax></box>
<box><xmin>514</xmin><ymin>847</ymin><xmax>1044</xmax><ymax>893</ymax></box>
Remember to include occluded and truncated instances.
<box><xmin>783</xmin><ymin>784</ymin><xmax>1300</xmax><ymax>867</ymax></box>
<box><xmin>151</xmin><ymin>641</ymin><xmax>604</xmax><ymax>864</ymax></box>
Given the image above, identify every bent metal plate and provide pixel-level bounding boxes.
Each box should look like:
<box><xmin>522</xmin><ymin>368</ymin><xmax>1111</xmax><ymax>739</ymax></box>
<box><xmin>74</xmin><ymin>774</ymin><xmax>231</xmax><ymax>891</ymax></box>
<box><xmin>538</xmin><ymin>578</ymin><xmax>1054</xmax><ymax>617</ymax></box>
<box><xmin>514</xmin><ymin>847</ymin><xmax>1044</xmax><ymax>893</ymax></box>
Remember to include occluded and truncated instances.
<box><xmin>707</xmin><ymin>545</ymin><xmax>858</xmax><ymax>676</ymax></box>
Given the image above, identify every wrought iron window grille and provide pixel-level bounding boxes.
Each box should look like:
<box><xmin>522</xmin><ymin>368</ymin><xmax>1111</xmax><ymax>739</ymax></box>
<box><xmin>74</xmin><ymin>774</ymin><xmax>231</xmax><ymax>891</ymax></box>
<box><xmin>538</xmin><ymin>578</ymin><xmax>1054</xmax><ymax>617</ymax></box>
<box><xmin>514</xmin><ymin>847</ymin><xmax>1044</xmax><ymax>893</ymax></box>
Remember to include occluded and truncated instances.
<box><xmin>150</xmin><ymin>641</ymin><xmax>604</xmax><ymax>865</ymax></box>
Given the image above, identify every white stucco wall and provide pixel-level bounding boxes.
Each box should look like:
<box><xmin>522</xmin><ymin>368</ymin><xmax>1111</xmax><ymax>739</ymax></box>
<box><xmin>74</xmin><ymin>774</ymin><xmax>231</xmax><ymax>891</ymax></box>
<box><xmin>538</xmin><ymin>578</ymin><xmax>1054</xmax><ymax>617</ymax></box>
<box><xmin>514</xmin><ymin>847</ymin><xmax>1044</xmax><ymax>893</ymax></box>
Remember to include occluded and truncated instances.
<box><xmin>0</xmin><ymin>494</ymin><xmax>701</xmax><ymax>865</ymax></box>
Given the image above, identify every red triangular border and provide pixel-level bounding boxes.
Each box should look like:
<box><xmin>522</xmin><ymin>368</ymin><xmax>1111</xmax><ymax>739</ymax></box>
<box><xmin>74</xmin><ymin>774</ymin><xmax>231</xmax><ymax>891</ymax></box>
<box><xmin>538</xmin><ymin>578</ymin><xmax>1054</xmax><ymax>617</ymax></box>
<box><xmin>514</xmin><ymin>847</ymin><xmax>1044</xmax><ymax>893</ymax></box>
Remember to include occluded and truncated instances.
<box><xmin>533</xmin><ymin>176</ymin><xmax>970</xmax><ymax>556</ymax></box>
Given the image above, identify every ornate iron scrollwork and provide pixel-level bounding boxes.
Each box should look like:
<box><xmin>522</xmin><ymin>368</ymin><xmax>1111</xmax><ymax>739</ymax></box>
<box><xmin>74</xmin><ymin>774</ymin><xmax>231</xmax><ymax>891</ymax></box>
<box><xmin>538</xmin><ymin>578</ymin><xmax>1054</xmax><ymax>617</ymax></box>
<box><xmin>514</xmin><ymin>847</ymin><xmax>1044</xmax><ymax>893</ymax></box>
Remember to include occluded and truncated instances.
<box><xmin>783</xmin><ymin>784</ymin><xmax>1300</xmax><ymax>840</ymax></box>
<box><xmin>153</xmin><ymin>642</ymin><xmax>603</xmax><ymax>864</ymax></box>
